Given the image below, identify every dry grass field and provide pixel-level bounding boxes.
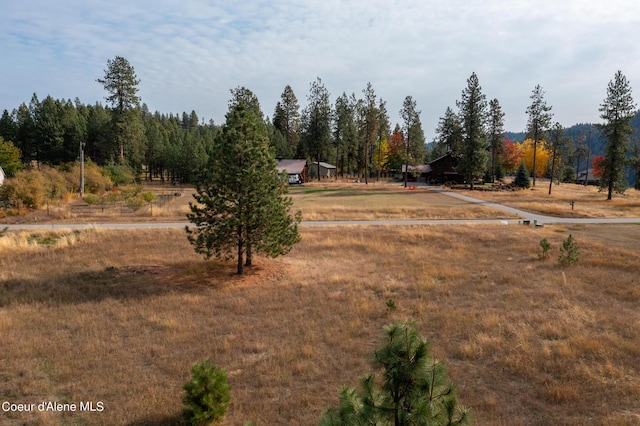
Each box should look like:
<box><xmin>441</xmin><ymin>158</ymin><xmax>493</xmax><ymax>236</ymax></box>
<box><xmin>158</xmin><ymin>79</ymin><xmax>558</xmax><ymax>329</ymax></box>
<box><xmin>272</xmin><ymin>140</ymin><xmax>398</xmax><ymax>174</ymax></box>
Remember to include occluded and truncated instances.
<box><xmin>287</xmin><ymin>183</ymin><xmax>518</xmax><ymax>220</ymax></box>
<box><xmin>1</xmin><ymin>222</ymin><xmax>640</xmax><ymax>425</ymax></box>
<box><xmin>1</xmin><ymin>182</ymin><xmax>521</xmax><ymax>224</ymax></box>
<box><xmin>4</xmin><ymin>179</ymin><xmax>639</xmax><ymax>224</ymax></box>
<box><xmin>455</xmin><ymin>180</ymin><xmax>640</xmax><ymax>218</ymax></box>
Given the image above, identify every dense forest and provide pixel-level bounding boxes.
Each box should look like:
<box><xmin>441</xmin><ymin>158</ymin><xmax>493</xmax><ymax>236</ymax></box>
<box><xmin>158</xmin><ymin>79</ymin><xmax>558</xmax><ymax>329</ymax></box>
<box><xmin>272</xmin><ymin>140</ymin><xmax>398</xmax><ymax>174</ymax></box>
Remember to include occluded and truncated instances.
<box><xmin>0</xmin><ymin>96</ymin><xmax>215</xmax><ymax>183</ymax></box>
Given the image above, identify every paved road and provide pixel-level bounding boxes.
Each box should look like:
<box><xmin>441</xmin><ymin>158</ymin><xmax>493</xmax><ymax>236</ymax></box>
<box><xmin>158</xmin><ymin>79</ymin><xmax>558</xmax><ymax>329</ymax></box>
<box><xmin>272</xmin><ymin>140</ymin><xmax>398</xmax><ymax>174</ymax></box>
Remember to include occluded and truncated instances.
<box><xmin>1</xmin><ymin>188</ymin><xmax>639</xmax><ymax>231</ymax></box>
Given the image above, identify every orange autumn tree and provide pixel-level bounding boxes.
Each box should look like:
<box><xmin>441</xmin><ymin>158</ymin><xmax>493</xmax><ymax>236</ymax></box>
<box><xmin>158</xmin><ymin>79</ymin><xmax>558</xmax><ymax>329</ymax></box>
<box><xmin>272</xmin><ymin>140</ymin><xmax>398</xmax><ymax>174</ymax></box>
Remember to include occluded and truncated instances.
<box><xmin>386</xmin><ymin>129</ymin><xmax>406</xmax><ymax>171</ymax></box>
<box><xmin>592</xmin><ymin>155</ymin><xmax>606</xmax><ymax>179</ymax></box>
<box><xmin>520</xmin><ymin>138</ymin><xmax>550</xmax><ymax>178</ymax></box>
<box><xmin>500</xmin><ymin>137</ymin><xmax>523</xmax><ymax>174</ymax></box>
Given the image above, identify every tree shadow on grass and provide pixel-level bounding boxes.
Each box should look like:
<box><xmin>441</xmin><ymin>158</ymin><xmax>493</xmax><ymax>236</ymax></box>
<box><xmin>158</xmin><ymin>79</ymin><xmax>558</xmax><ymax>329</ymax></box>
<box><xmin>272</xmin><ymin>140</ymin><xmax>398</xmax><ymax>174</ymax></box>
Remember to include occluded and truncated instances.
<box><xmin>0</xmin><ymin>259</ymin><xmax>247</xmax><ymax>308</ymax></box>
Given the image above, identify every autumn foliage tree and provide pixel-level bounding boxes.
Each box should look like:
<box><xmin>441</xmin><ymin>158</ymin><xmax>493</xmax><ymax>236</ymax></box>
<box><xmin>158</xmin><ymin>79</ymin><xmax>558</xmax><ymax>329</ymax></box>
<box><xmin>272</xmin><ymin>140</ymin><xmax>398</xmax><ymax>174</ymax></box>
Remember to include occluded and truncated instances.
<box><xmin>500</xmin><ymin>137</ymin><xmax>523</xmax><ymax>174</ymax></box>
<box><xmin>520</xmin><ymin>139</ymin><xmax>549</xmax><ymax>179</ymax></box>
<box><xmin>591</xmin><ymin>155</ymin><xmax>606</xmax><ymax>179</ymax></box>
<box><xmin>372</xmin><ymin>136</ymin><xmax>390</xmax><ymax>173</ymax></box>
<box><xmin>387</xmin><ymin>126</ymin><xmax>406</xmax><ymax>171</ymax></box>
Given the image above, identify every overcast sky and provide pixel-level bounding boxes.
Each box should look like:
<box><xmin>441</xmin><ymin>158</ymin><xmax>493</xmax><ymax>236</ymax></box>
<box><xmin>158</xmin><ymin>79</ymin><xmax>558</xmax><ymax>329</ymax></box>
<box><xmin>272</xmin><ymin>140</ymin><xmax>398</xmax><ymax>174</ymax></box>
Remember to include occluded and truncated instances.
<box><xmin>2</xmin><ymin>0</ymin><xmax>639</xmax><ymax>140</ymax></box>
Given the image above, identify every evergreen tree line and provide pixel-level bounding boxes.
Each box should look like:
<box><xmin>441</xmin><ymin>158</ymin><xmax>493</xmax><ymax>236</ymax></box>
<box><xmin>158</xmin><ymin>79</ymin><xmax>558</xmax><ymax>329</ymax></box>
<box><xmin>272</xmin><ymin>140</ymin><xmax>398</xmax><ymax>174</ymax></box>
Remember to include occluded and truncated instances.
<box><xmin>427</xmin><ymin>72</ymin><xmax>515</xmax><ymax>189</ymax></box>
<box><xmin>261</xmin><ymin>80</ymin><xmax>426</xmax><ymax>181</ymax></box>
<box><xmin>0</xmin><ymin>95</ymin><xmax>215</xmax><ymax>183</ymax></box>
<box><xmin>2</xmin><ymin>56</ymin><xmax>638</xmax><ymax>191</ymax></box>
<box><xmin>0</xmin><ymin>57</ymin><xmax>428</xmax><ymax>183</ymax></box>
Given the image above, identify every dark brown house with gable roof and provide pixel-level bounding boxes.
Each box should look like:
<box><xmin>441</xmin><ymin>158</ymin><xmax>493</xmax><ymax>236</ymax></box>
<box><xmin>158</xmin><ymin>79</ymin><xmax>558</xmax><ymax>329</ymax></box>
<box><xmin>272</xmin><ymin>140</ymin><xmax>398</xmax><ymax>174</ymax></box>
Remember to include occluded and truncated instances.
<box><xmin>426</xmin><ymin>151</ymin><xmax>464</xmax><ymax>184</ymax></box>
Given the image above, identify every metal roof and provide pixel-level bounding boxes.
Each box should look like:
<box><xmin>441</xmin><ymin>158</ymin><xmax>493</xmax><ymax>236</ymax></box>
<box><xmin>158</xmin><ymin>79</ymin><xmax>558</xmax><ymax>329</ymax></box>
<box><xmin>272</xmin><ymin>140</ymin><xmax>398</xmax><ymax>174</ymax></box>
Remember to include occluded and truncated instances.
<box><xmin>401</xmin><ymin>164</ymin><xmax>431</xmax><ymax>173</ymax></box>
<box><xmin>277</xmin><ymin>159</ymin><xmax>307</xmax><ymax>174</ymax></box>
<box><xmin>309</xmin><ymin>161</ymin><xmax>336</xmax><ymax>169</ymax></box>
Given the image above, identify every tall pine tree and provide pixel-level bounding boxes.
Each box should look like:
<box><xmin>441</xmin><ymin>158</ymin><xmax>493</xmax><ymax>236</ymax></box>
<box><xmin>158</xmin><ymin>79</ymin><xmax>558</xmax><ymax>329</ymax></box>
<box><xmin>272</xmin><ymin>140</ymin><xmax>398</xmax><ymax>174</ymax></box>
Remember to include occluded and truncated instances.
<box><xmin>186</xmin><ymin>103</ymin><xmax>300</xmax><ymax>275</ymax></box>
<box><xmin>333</xmin><ymin>92</ymin><xmax>358</xmax><ymax>177</ymax></box>
<box><xmin>301</xmin><ymin>78</ymin><xmax>332</xmax><ymax>181</ymax></box>
<box><xmin>597</xmin><ymin>70</ymin><xmax>637</xmax><ymax>199</ymax></box>
<box><xmin>526</xmin><ymin>85</ymin><xmax>553</xmax><ymax>186</ymax></box>
<box><xmin>434</xmin><ymin>106</ymin><xmax>462</xmax><ymax>156</ymax></box>
<box><xmin>456</xmin><ymin>72</ymin><xmax>488</xmax><ymax>190</ymax></box>
<box><xmin>359</xmin><ymin>83</ymin><xmax>380</xmax><ymax>184</ymax></box>
<box><xmin>376</xmin><ymin>98</ymin><xmax>391</xmax><ymax>180</ymax></box>
<box><xmin>400</xmin><ymin>96</ymin><xmax>425</xmax><ymax>187</ymax></box>
<box><xmin>97</xmin><ymin>56</ymin><xmax>143</xmax><ymax>165</ymax></box>
<box><xmin>487</xmin><ymin>98</ymin><xmax>505</xmax><ymax>182</ymax></box>
<box><xmin>273</xmin><ymin>85</ymin><xmax>301</xmax><ymax>158</ymax></box>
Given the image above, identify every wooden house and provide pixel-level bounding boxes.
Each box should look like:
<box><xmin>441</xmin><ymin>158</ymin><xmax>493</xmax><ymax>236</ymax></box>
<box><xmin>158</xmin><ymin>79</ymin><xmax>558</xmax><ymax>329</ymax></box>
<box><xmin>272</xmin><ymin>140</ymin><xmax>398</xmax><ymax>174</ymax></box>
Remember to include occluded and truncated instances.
<box><xmin>426</xmin><ymin>151</ymin><xmax>463</xmax><ymax>183</ymax></box>
<box><xmin>277</xmin><ymin>159</ymin><xmax>308</xmax><ymax>183</ymax></box>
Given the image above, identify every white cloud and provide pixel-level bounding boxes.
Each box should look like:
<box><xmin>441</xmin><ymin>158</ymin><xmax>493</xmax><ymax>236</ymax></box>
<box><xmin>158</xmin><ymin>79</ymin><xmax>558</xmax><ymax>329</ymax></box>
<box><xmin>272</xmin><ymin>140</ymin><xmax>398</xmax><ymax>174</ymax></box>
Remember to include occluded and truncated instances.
<box><xmin>1</xmin><ymin>0</ymin><xmax>639</xmax><ymax>136</ymax></box>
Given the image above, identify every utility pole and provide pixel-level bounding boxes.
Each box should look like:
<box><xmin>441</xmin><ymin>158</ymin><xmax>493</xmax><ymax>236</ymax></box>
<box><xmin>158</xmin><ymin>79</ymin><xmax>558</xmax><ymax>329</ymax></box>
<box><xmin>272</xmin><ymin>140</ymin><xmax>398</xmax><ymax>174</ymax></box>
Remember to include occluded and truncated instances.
<box><xmin>80</xmin><ymin>142</ymin><xmax>85</xmax><ymax>197</ymax></box>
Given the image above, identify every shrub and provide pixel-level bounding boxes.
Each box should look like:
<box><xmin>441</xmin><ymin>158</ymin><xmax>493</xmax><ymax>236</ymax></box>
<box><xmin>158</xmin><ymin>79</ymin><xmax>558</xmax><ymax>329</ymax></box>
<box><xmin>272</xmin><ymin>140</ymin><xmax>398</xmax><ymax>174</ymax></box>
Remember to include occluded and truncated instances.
<box><xmin>385</xmin><ymin>298</ymin><xmax>397</xmax><ymax>315</ymax></box>
<box><xmin>562</xmin><ymin>165</ymin><xmax>576</xmax><ymax>183</ymax></box>
<box><xmin>84</xmin><ymin>164</ymin><xmax>114</xmax><ymax>194</ymax></box>
<box><xmin>103</xmin><ymin>162</ymin><xmax>136</xmax><ymax>186</ymax></box>
<box><xmin>514</xmin><ymin>163</ymin><xmax>531</xmax><ymax>188</ymax></box>
<box><xmin>558</xmin><ymin>234</ymin><xmax>579</xmax><ymax>266</ymax></box>
<box><xmin>0</xmin><ymin>167</ymin><xmax>69</xmax><ymax>209</ymax></box>
<box><xmin>182</xmin><ymin>359</ymin><xmax>231</xmax><ymax>426</ymax></box>
<box><xmin>320</xmin><ymin>321</ymin><xmax>469</xmax><ymax>425</ymax></box>
<box><xmin>63</xmin><ymin>160</ymin><xmax>114</xmax><ymax>194</ymax></box>
<box><xmin>119</xmin><ymin>184</ymin><xmax>143</xmax><ymax>199</ymax></box>
<box><xmin>126</xmin><ymin>196</ymin><xmax>145</xmax><ymax>211</ymax></box>
<box><xmin>539</xmin><ymin>238</ymin><xmax>551</xmax><ymax>260</ymax></box>
<box><xmin>141</xmin><ymin>191</ymin><xmax>155</xmax><ymax>203</ymax></box>
<box><xmin>84</xmin><ymin>194</ymin><xmax>100</xmax><ymax>205</ymax></box>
